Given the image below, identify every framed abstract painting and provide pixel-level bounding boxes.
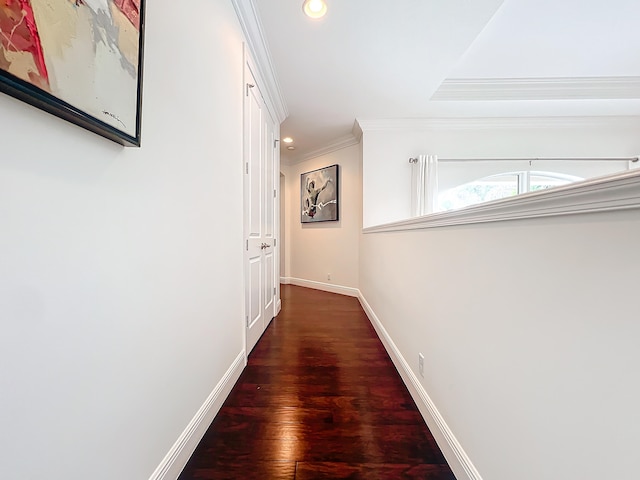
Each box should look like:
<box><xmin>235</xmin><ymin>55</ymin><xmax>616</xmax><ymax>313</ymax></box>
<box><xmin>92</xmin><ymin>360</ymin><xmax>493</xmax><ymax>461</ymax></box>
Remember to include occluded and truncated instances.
<box><xmin>301</xmin><ymin>164</ymin><xmax>339</xmax><ymax>223</ymax></box>
<box><xmin>0</xmin><ymin>0</ymin><xmax>145</xmax><ymax>146</ymax></box>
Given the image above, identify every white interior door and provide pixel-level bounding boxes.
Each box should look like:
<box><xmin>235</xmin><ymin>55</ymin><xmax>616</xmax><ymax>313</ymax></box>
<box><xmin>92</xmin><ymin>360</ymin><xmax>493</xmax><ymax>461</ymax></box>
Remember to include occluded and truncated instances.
<box><xmin>244</xmin><ymin>62</ymin><xmax>277</xmax><ymax>355</ymax></box>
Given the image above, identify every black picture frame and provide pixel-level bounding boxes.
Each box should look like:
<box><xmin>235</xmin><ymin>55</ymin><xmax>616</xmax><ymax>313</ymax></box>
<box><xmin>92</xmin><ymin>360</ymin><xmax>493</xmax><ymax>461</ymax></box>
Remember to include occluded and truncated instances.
<box><xmin>0</xmin><ymin>1</ymin><xmax>146</xmax><ymax>147</ymax></box>
<box><xmin>301</xmin><ymin>164</ymin><xmax>339</xmax><ymax>223</ymax></box>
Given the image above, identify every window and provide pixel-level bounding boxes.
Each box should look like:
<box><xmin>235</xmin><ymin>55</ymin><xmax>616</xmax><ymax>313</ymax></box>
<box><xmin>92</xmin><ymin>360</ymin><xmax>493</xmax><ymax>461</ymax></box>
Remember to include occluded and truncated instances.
<box><xmin>437</xmin><ymin>171</ymin><xmax>582</xmax><ymax>211</ymax></box>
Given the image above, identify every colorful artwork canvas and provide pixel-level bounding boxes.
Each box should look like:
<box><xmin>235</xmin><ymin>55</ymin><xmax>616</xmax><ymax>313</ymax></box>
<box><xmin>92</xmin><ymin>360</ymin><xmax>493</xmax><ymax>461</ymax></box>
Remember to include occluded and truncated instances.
<box><xmin>301</xmin><ymin>164</ymin><xmax>339</xmax><ymax>223</ymax></box>
<box><xmin>0</xmin><ymin>0</ymin><xmax>144</xmax><ymax>146</ymax></box>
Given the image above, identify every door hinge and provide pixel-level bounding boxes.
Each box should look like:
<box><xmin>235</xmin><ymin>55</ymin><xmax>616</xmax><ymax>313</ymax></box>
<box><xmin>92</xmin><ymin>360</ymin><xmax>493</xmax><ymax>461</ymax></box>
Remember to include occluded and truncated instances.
<box><xmin>274</xmin><ymin>139</ymin><xmax>279</xmax><ymax>149</ymax></box>
<box><xmin>246</xmin><ymin>83</ymin><xmax>254</xmax><ymax>96</ymax></box>
<box><xmin>246</xmin><ymin>315</ymin><xmax>249</xmax><ymax>327</ymax></box>
<box><xmin>246</xmin><ymin>239</ymin><xmax>248</xmax><ymax>251</ymax></box>
<box><xmin>274</xmin><ymin>189</ymin><xmax>277</xmax><ymax>198</ymax></box>
<box><xmin>245</xmin><ymin>163</ymin><xmax>248</xmax><ymax>174</ymax></box>
<box><xmin>274</xmin><ymin>238</ymin><xmax>277</xmax><ymax>247</ymax></box>
<box><xmin>274</xmin><ymin>287</ymin><xmax>276</xmax><ymax>295</ymax></box>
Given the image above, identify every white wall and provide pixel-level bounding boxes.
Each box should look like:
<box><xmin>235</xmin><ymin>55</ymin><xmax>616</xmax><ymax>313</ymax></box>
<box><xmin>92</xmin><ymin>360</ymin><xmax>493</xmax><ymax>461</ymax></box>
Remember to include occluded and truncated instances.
<box><xmin>284</xmin><ymin>144</ymin><xmax>361</xmax><ymax>292</ymax></box>
<box><xmin>359</xmin><ymin>209</ymin><xmax>640</xmax><ymax>480</ymax></box>
<box><xmin>0</xmin><ymin>2</ymin><xmax>246</xmax><ymax>479</ymax></box>
<box><xmin>361</xmin><ymin>117</ymin><xmax>640</xmax><ymax>226</ymax></box>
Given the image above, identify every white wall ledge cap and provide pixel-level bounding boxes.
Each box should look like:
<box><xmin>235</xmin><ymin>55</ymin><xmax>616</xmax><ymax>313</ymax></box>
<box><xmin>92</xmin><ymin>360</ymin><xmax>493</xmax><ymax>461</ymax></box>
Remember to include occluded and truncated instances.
<box><xmin>363</xmin><ymin>169</ymin><xmax>640</xmax><ymax>233</ymax></box>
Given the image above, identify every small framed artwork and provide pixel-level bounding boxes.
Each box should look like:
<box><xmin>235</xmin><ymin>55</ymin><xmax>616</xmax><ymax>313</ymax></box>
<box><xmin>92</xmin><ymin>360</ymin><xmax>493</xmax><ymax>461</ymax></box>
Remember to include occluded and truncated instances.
<box><xmin>0</xmin><ymin>0</ymin><xmax>145</xmax><ymax>146</ymax></box>
<box><xmin>301</xmin><ymin>164</ymin><xmax>339</xmax><ymax>223</ymax></box>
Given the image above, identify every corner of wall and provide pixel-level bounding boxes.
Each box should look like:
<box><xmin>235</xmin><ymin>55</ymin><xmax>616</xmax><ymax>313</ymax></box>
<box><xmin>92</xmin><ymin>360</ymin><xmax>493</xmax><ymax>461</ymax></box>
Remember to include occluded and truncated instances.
<box><xmin>148</xmin><ymin>352</ymin><xmax>246</xmax><ymax>480</ymax></box>
<box><xmin>357</xmin><ymin>292</ymin><xmax>483</xmax><ymax>480</ymax></box>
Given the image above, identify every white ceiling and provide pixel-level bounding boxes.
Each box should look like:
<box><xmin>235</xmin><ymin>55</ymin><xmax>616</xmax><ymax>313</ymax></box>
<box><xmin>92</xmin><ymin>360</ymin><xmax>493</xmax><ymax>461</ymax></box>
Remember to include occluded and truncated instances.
<box><xmin>251</xmin><ymin>0</ymin><xmax>640</xmax><ymax>163</ymax></box>
<box><xmin>448</xmin><ymin>0</ymin><xmax>640</xmax><ymax>78</ymax></box>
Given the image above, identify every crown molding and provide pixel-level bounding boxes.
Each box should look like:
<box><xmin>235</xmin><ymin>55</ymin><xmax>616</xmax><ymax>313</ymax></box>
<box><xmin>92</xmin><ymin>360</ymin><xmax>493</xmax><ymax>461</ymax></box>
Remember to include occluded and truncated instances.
<box><xmin>431</xmin><ymin>76</ymin><xmax>640</xmax><ymax>101</ymax></box>
<box><xmin>363</xmin><ymin>168</ymin><xmax>640</xmax><ymax>233</ymax></box>
<box><xmin>288</xmin><ymin>134</ymin><xmax>361</xmax><ymax>165</ymax></box>
<box><xmin>351</xmin><ymin>119</ymin><xmax>363</xmax><ymax>141</ymax></box>
<box><xmin>356</xmin><ymin>115</ymin><xmax>640</xmax><ymax>131</ymax></box>
<box><xmin>231</xmin><ymin>0</ymin><xmax>288</xmax><ymax>123</ymax></box>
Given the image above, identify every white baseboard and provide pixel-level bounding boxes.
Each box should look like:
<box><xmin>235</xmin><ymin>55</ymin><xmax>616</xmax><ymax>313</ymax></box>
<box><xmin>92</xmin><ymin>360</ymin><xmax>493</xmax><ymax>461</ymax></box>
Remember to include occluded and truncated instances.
<box><xmin>357</xmin><ymin>293</ymin><xmax>482</xmax><ymax>480</ymax></box>
<box><xmin>287</xmin><ymin>277</ymin><xmax>360</xmax><ymax>297</ymax></box>
<box><xmin>276</xmin><ymin>298</ymin><xmax>282</xmax><ymax>315</ymax></box>
<box><xmin>147</xmin><ymin>351</ymin><xmax>246</xmax><ymax>480</ymax></box>
<box><xmin>280</xmin><ymin>277</ymin><xmax>291</xmax><ymax>284</ymax></box>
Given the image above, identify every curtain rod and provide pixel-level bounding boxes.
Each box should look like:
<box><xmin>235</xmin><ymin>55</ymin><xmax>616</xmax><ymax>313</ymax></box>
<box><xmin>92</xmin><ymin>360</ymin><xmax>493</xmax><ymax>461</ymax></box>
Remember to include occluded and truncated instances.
<box><xmin>408</xmin><ymin>156</ymin><xmax>639</xmax><ymax>164</ymax></box>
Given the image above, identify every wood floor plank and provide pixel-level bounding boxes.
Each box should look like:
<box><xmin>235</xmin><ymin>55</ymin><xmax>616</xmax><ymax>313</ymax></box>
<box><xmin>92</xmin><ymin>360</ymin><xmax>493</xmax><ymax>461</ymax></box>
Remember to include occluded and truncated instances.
<box><xmin>178</xmin><ymin>285</ymin><xmax>454</xmax><ymax>480</ymax></box>
<box><xmin>295</xmin><ymin>462</ymin><xmax>455</xmax><ymax>480</ymax></box>
<box><xmin>184</xmin><ymin>461</ymin><xmax>296</xmax><ymax>480</ymax></box>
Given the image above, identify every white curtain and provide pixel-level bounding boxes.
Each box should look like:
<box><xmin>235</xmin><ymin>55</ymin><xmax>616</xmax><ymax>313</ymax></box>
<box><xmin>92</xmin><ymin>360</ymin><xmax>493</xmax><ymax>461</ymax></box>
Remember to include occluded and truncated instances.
<box><xmin>411</xmin><ymin>154</ymin><xmax>438</xmax><ymax>216</ymax></box>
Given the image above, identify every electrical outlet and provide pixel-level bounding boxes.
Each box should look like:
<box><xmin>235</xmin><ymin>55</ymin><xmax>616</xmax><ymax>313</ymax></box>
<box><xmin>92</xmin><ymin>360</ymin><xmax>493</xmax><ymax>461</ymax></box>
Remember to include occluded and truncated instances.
<box><xmin>418</xmin><ymin>353</ymin><xmax>424</xmax><ymax>377</ymax></box>
<box><xmin>327</xmin><ymin>273</ymin><xmax>331</xmax><ymax>281</ymax></box>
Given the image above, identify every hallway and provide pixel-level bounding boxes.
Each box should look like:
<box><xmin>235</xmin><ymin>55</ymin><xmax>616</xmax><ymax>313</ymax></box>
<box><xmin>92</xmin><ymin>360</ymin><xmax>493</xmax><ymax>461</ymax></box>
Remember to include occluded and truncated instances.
<box><xmin>178</xmin><ymin>285</ymin><xmax>455</xmax><ymax>479</ymax></box>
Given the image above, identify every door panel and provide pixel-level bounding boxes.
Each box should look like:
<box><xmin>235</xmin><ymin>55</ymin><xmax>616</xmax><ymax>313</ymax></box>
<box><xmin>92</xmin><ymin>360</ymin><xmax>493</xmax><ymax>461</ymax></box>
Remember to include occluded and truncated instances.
<box><xmin>248</xmin><ymin>80</ymin><xmax>263</xmax><ymax>238</ymax></box>
<box><xmin>265</xmin><ymin>116</ymin><xmax>275</xmax><ymax>239</ymax></box>
<box><xmin>264</xmin><ymin>249</ymin><xmax>274</xmax><ymax>315</ymax></box>
<box><xmin>244</xmin><ymin>61</ymin><xmax>277</xmax><ymax>355</ymax></box>
<box><xmin>248</xmin><ymin>255</ymin><xmax>262</xmax><ymax>328</ymax></box>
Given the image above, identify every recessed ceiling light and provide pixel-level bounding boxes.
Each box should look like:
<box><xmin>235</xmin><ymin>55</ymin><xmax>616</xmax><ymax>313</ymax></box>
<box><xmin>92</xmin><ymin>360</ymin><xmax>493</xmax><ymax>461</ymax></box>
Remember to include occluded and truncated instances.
<box><xmin>287</xmin><ymin>146</ymin><xmax>295</xmax><ymax>150</ymax></box>
<box><xmin>283</xmin><ymin>137</ymin><xmax>293</xmax><ymax>144</ymax></box>
<box><xmin>303</xmin><ymin>0</ymin><xmax>327</xmax><ymax>19</ymax></box>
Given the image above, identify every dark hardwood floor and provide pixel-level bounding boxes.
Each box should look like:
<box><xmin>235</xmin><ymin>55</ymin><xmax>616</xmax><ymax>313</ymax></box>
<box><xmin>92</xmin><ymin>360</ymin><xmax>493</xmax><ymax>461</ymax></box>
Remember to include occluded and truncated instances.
<box><xmin>178</xmin><ymin>285</ymin><xmax>455</xmax><ymax>480</ymax></box>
